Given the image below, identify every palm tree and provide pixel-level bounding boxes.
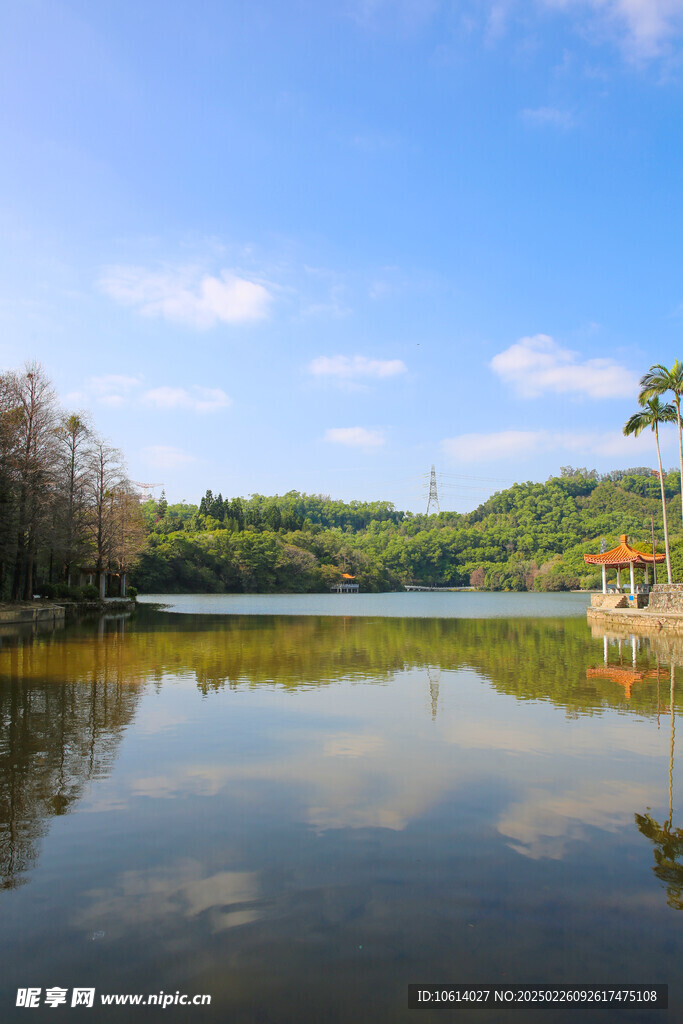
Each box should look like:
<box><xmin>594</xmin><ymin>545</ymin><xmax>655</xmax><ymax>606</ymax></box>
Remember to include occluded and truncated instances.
<box><xmin>623</xmin><ymin>397</ymin><xmax>676</xmax><ymax>582</ymax></box>
<box><xmin>640</xmin><ymin>361</ymin><xmax>683</xmax><ymax>523</ymax></box>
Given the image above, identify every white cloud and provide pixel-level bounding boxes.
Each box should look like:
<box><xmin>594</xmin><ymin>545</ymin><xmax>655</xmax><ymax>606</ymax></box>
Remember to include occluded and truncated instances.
<box><xmin>490</xmin><ymin>334</ymin><xmax>638</xmax><ymax>399</ymax></box>
<box><xmin>322</xmin><ymin>732</ymin><xmax>386</xmax><ymax>758</ymax></box>
<box><xmin>100</xmin><ymin>265</ymin><xmax>271</xmax><ymax>328</ymax></box>
<box><xmin>99</xmin><ymin>394</ymin><xmax>127</xmax><ymax>408</ymax></box>
<box><xmin>498</xmin><ymin>779</ymin><xmax>657</xmax><ymax>859</ymax></box>
<box><xmin>140</xmin><ymin>445</ymin><xmax>197</xmax><ymax>469</ymax></box>
<box><xmin>82</xmin><ymin>375</ymin><xmax>231</xmax><ymax>413</ymax></box>
<box><xmin>309</xmin><ymin>354</ymin><xmax>407</xmax><ymax>380</ymax></box>
<box><xmin>143</xmin><ymin>386</ymin><xmax>231</xmax><ymax>413</ymax></box>
<box><xmin>350</xmin><ymin>0</ymin><xmax>683</xmax><ymax>59</ymax></box>
<box><xmin>75</xmin><ymin>862</ymin><xmax>262</xmax><ymax>939</ymax></box>
<box><xmin>543</xmin><ymin>0</ymin><xmax>683</xmax><ymax>59</ymax></box>
<box><xmin>558</xmin><ymin>428</ymin><xmax>655</xmax><ymax>458</ymax></box>
<box><xmin>62</xmin><ymin>390</ymin><xmax>87</xmax><ymax>407</ymax></box>
<box><xmin>520</xmin><ymin>106</ymin><xmax>575</xmax><ymax>128</ymax></box>
<box><xmin>324</xmin><ymin>426</ymin><xmax>385</xmax><ymax>448</ymax></box>
<box><xmin>88</xmin><ymin>374</ymin><xmax>138</xmax><ymax>404</ymax></box>
<box><xmin>85</xmin><ymin>374</ymin><xmax>142</xmax><ymax>407</ymax></box>
<box><xmin>442</xmin><ymin>430</ymin><xmax>548</xmax><ymax>463</ymax></box>
<box><xmin>441</xmin><ymin>426</ymin><xmax>662</xmax><ymax>463</ymax></box>
<box><xmin>90</xmin><ymin>374</ymin><xmax>141</xmax><ymax>393</ymax></box>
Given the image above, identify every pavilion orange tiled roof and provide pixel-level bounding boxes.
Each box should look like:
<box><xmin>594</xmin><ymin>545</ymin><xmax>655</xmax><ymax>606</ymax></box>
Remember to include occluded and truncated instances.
<box><xmin>586</xmin><ymin>666</ymin><xmax>659</xmax><ymax>699</ymax></box>
<box><xmin>584</xmin><ymin>534</ymin><xmax>665</xmax><ymax>567</ymax></box>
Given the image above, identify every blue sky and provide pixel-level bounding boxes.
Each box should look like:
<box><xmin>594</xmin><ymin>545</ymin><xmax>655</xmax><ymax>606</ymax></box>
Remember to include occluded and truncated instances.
<box><xmin>3</xmin><ymin>0</ymin><xmax>683</xmax><ymax>511</ymax></box>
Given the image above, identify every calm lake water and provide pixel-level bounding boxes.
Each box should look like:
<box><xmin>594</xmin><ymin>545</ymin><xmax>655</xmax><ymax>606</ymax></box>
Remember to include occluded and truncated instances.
<box><xmin>1</xmin><ymin>593</ymin><xmax>681</xmax><ymax>1022</ymax></box>
<box><xmin>137</xmin><ymin>590</ymin><xmax>592</xmax><ymax>617</ymax></box>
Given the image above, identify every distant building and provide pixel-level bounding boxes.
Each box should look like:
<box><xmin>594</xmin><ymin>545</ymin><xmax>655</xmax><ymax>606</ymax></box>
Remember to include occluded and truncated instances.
<box><xmin>330</xmin><ymin>572</ymin><xmax>359</xmax><ymax>593</ymax></box>
<box><xmin>78</xmin><ymin>567</ymin><xmax>129</xmax><ymax>599</ymax></box>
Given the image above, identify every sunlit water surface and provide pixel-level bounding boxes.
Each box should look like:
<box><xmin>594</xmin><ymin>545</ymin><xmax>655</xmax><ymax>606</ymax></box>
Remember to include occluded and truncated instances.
<box><xmin>0</xmin><ymin>594</ymin><xmax>681</xmax><ymax>1022</ymax></box>
<box><xmin>138</xmin><ymin>590</ymin><xmax>591</xmax><ymax>617</ymax></box>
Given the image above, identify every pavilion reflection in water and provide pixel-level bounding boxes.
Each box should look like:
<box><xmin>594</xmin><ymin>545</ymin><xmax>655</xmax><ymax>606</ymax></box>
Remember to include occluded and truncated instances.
<box><xmin>586</xmin><ymin>632</ymin><xmax>659</xmax><ymax>699</ymax></box>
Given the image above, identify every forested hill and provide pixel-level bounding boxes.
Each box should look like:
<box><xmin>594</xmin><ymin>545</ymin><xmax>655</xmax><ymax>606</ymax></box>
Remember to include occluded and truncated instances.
<box><xmin>131</xmin><ymin>468</ymin><xmax>683</xmax><ymax>594</ymax></box>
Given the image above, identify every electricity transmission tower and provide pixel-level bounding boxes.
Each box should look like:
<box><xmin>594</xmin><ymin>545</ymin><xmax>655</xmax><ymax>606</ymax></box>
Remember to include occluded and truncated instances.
<box><xmin>427</xmin><ymin>666</ymin><xmax>441</xmax><ymax>720</ymax></box>
<box><xmin>130</xmin><ymin>481</ymin><xmax>164</xmax><ymax>502</ymax></box>
<box><xmin>426</xmin><ymin>464</ymin><xmax>440</xmax><ymax>515</ymax></box>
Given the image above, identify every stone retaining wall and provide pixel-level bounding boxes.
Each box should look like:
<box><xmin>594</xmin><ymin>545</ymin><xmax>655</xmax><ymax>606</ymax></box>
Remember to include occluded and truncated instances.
<box><xmin>647</xmin><ymin>584</ymin><xmax>683</xmax><ymax>614</ymax></box>
<box><xmin>587</xmin><ymin>607</ymin><xmax>683</xmax><ymax>635</ymax></box>
<box><xmin>590</xmin><ymin>593</ymin><xmax>627</xmax><ymax>609</ymax></box>
<box><xmin>0</xmin><ymin>603</ymin><xmax>66</xmax><ymax>625</ymax></box>
<box><xmin>590</xmin><ymin>593</ymin><xmax>648</xmax><ymax>609</ymax></box>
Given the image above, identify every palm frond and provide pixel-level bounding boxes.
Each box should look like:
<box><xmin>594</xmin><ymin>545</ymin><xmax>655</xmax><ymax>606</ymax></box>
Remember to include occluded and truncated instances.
<box><xmin>624</xmin><ymin>397</ymin><xmax>676</xmax><ymax>436</ymax></box>
<box><xmin>639</xmin><ymin>362</ymin><xmax>683</xmax><ymax>403</ymax></box>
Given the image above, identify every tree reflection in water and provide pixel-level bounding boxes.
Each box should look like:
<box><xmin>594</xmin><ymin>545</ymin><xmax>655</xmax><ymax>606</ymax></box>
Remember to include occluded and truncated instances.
<box><xmin>0</xmin><ymin>618</ymin><xmax>144</xmax><ymax>889</ymax></box>
<box><xmin>635</xmin><ymin>661</ymin><xmax>683</xmax><ymax>909</ymax></box>
<box><xmin>2</xmin><ymin>609</ymin><xmax>683</xmax><ymax>901</ymax></box>
<box><xmin>585</xmin><ymin>628</ymin><xmax>683</xmax><ymax>909</ymax></box>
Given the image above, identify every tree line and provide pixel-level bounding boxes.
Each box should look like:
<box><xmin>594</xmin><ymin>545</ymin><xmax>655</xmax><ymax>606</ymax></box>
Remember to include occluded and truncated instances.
<box><xmin>132</xmin><ymin>467</ymin><xmax>683</xmax><ymax>594</ymax></box>
<box><xmin>0</xmin><ymin>363</ymin><xmax>145</xmax><ymax>601</ymax></box>
<box><xmin>6</xmin><ymin>360</ymin><xmax>683</xmax><ymax>599</ymax></box>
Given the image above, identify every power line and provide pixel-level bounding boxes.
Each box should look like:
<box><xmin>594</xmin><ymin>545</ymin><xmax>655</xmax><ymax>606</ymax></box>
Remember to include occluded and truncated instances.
<box><xmin>437</xmin><ymin>472</ymin><xmax>513</xmax><ymax>484</ymax></box>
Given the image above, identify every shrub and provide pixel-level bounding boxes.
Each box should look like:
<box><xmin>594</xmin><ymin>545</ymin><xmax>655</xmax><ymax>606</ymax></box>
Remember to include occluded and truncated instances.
<box><xmin>126</xmin><ymin>586</ymin><xmax>138</xmax><ymax>599</ymax></box>
<box><xmin>537</xmin><ymin>572</ymin><xmax>580</xmax><ymax>592</ymax></box>
<box><xmin>36</xmin><ymin>582</ymin><xmax>103</xmax><ymax>601</ymax></box>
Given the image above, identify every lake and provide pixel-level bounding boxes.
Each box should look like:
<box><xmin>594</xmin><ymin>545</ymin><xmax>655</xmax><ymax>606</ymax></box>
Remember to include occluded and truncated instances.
<box><xmin>0</xmin><ymin>593</ymin><xmax>681</xmax><ymax>1022</ymax></box>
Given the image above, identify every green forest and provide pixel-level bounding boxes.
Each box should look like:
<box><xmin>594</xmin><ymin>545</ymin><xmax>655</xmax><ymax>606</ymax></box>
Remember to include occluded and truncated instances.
<box><xmin>131</xmin><ymin>466</ymin><xmax>683</xmax><ymax>594</ymax></box>
<box><xmin>5</xmin><ymin>359</ymin><xmax>683</xmax><ymax>599</ymax></box>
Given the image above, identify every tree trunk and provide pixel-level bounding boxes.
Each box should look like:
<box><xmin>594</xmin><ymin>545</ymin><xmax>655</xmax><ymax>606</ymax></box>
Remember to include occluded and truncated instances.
<box><xmin>10</xmin><ymin>540</ymin><xmax>23</xmax><ymax>601</ymax></box>
<box><xmin>22</xmin><ymin>546</ymin><xmax>34</xmax><ymax>601</ymax></box>
<box><xmin>656</xmin><ymin>423</ymin><xmax>673</xmax><ymax>582</ymax></box>
<box><xmin>676</xmin><ymin>396</ymin><xmax>683</xmax><ymax>525</ymax></box>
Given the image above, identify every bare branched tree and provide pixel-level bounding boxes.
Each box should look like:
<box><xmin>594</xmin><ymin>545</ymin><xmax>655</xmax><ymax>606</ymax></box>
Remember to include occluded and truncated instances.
<box><xmin>55</xmin><ymin>413</ymin><xmax>94</xmax><ymax>585</ymax></box>
<box><xmin>7</xmin><ymin>364</ymin><xmax>60</xmax><ymax>600</ymax></box>
<box><xmin>86</xmin><ymin>440</ymin><xmax>126</xmax><ymax>597</ymax></box>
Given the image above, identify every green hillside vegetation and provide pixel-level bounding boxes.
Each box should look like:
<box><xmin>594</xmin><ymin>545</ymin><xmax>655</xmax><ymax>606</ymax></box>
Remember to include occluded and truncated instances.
<box><xmin>131</xmin><ymin>467</ymin><xmax>683</xmax><ymax>594</ymax></box>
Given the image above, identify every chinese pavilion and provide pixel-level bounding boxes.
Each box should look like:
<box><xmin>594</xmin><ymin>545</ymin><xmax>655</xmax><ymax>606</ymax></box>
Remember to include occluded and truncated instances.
<box><xmin>584</xmin><ymin>534</ymin><xmax>665</xmax><ymax>594</ymax></box>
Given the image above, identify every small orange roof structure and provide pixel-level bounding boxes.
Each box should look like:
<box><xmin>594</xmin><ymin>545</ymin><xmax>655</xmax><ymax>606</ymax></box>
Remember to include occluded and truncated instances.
<box><xmin>341</xmin><ymin>573</ymin><xmax>356</xmax><ymax>580</ymax></box>
<box><xmin>584</xmin><ymin>534</ymin><xmax>664</xmax><ymax>569</ymax></box>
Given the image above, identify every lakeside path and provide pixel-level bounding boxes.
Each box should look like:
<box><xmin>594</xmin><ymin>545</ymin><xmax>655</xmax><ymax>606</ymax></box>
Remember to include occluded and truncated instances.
<box><xmin>0</xmin><ymin>602</ymin><xmax>66</xmax><ymax>625</ymax></box>
<box><xmin>0</xmin><ymin>599</ymin><xmax>135</xmax><ymax>625</ymax></box>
